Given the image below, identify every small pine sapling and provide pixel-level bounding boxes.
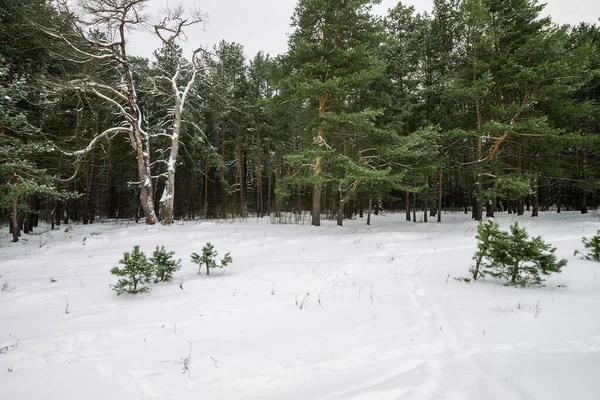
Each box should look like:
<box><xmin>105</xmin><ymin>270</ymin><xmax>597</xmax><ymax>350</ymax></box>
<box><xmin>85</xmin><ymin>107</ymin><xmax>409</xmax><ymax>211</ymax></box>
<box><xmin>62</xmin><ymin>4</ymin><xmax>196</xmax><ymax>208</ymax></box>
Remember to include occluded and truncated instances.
<box><xmin>574</xmin><ymin>230</ymin><xmax>600</xmax><ymax>261</ymax></box>
<box><xmin>110</xmin><ymin>246</ymin><xmax>154</xmax><ymax>295</ymax></box>
<box><xmin>190</xmin><ymin>243</ymin><xmax>233</xmax><ymax>275</ymax></box>
<box><xmin>150</xmin><ymin>246</ymin><xmax>182</xmax><ymax>282</ymax></box>
<box><xmin>484</xmin><ymin>222</ymin><xmax>567</xmax><ymax>286</ymax></box>
<box><xmin>471</xmin><ymin>220</ymin><xmax>502</xmax><ymax>281</ymax></box>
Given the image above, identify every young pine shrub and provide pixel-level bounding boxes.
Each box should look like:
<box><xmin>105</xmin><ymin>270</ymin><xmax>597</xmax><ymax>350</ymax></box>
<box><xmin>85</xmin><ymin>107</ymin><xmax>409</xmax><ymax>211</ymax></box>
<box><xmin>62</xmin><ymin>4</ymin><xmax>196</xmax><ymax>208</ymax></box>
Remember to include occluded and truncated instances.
<box><xmin>150</xmin><ymin>246</ymin><xmax>182</xmax><ymax>283</ymax></box>
<box><xmin>484</xmin><ymin>222</ymin><xmax>567</xmax><ymax>287</ymax></box>
<box><xmin>471</xmin><ymin>220</ymin><xmax>503</xmax><ymax>281</ymax></box>
<box><xmin>110</xmin><ymin>246</ymin><xmax>154</xmax><ymax>295</ymax></box>
<box><xmin>190</xmin><ymin>243</ymin><xmax>233</xmax><ymax>275</ymax></box>
<box><xmin>574</xmin><ymin>230</ymin><xmax>600</xmax><ymax>262</ymax></box>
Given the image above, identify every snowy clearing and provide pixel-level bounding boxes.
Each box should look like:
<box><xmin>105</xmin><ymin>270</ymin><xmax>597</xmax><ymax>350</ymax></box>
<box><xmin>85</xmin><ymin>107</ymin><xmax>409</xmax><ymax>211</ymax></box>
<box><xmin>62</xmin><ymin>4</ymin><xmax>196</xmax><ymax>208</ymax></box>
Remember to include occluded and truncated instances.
<box><xmin>1</xmin><ymin>212</ymin><xmax>599</xmax><ymax>400</ymax></box>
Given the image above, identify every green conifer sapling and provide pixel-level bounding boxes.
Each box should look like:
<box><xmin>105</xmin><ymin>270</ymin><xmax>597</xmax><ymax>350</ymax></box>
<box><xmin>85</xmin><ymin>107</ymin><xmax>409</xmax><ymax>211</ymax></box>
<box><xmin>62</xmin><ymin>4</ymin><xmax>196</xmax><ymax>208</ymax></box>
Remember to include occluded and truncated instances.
<box><xmin>471</xmin><ymin>220</ymin><xmax>502</xmax><ymax>281</ymax></box>
<box><xmin>574</xmin><ymin>230</ymin><xmax>600</xmax><ymax>261</ymax></box>
<box><xmin>110</xmin><ymin>246</ymin><xmax>154</xmax><ymax>295</ymax></box>
<box><xmin>191</xmin><ymin>243</ymin><xmax>233</xmax><ymax>275</ymax></box>
<box><xmin>484</xmin><ymin>222</ymin><xmax>567</xmax><ymax>286</ymax></box>
<box><xmin>150</xmin><ymin>246</ymin><xmax>182</xmax><ymax>282</ymax></box>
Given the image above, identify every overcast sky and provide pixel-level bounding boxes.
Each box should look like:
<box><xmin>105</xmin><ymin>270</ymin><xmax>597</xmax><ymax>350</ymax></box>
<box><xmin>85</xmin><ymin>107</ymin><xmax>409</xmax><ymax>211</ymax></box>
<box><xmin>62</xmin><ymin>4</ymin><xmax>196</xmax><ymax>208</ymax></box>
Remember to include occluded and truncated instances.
<box><xmin>130</xmin><ymin>0</ymin><xmax>600</xmax><ymax>61</ymax></box>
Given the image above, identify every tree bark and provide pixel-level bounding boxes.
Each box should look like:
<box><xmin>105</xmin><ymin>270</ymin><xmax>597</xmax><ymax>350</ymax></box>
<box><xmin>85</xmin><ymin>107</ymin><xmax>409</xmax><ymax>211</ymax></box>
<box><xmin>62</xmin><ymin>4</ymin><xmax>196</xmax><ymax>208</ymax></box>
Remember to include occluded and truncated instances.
<box><xmin>337</xmin><ymin>191</ymin><xmax>343</xmax><ymax>227</ymax></box>
<box><xmin>412</xmin><ymin>192</ymin><xmax>417</xmax><ymax>223</ymax></box>
<box><xmin>267</xmin><ymin>144</ymin><xmax>272</xmax><ymax>215</ymax></box>
<box><xmin>275</xmin><ymin>147</ymin><xmax>281</xmax><ymax>217</ymax></box>
<box><xmin>437</xmin><ymin>164</ymin><xmax>443</xmax><ymax>223</ymax></box>
<box><xmin>367</xmin><ymin>195</ymin><xmax>372</xmax><ymax>226</ymax></box>
<box><xmin>532</xmin><ymin>176</ymin><xmax>539</xmax><ymax>218</ymax></box>
<box><xmin>312</xmin><ymin>93</ymin><xmax>328</xmax><ymax>227</ymax></box>
<box><xmin>11</xmin><ymin>196</ymin><xmax>19</xmax><ymax>242</ymax></box>
<box><xmin>158</xmin><ymin>97</ymin><xmax>182</xmax><ymax>224</ymax></box>
<box><xmin>405</xmin><ymin>190</ymin><xmax>411</xmax><ymax>221</ymax></box>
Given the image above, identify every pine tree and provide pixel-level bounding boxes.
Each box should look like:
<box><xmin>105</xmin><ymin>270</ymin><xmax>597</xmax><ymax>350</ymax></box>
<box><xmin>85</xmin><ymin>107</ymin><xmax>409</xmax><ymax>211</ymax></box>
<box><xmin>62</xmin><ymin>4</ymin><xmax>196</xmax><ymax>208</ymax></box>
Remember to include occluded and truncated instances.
<box><xmin>150</xmin><ymin>246</ymin><xmax>182</xmax><ymax>282</ymax></box>
<box><xmin>574</xmin><ymin>230</ymin><xmax>600</xmax><ymax>261</ymax></box>
<box><xmin>283</xmin><ymin>0</ymin><xmax>385</xmax><ymax>226</ymax></box>
<box><xmin>191</xmin><ymin>243</ymin><xmax>233</xmax><ymax>275</ymax></box>
<box><xmin>471</xmin><ymin>219</ymin><xmax>502</xmax><ymax>281</ymax></box>
<box><xmin>110</xmin><ymin>246</ymin><xmax>154</xmax><ymax>295</ymax></box>
<box><xmin>483</xmin><ymin>222</ymin><xmax>567</xmax><ymax>286</ymax></box>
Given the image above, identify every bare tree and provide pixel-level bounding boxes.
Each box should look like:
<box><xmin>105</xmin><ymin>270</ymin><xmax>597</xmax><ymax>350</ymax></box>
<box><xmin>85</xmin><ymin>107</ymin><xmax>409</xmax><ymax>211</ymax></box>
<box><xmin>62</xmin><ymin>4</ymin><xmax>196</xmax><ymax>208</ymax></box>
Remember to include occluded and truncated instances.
<box><xmin>153</xmin><ymin>5</ymin><xmax>206</xmax><ymax>224</ymax></box>
<box><xmin>45</xmin><ymin>0</ymin><xmax>158</xmax><ymax>224</ymax></box>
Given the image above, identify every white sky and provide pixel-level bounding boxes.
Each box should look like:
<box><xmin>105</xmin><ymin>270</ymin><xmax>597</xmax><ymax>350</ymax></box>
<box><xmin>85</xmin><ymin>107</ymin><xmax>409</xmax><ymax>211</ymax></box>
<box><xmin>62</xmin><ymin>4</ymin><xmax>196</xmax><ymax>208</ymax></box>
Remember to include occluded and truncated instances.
<box><xmin>130</xmin><ymin>0</ymin><xmax>600</xmax><ymax>60</ymax></box>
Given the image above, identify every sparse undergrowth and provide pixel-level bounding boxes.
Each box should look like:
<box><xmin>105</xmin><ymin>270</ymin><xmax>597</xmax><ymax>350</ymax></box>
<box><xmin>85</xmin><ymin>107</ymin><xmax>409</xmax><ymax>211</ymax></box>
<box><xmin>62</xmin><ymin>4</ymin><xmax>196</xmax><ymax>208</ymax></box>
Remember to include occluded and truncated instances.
<box><xmin>111</xmin><ymin>243</ymin><xmax>232</xmax><ymax>295</ymax></box>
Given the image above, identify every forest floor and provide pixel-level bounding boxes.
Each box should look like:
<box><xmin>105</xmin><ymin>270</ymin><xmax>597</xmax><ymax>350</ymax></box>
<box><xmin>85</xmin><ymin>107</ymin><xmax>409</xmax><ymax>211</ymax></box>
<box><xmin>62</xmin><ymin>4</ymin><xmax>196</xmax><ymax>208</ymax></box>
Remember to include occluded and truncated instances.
<box><xmin>1</xmin><ymin>211</ymin><xmax>599</xmax><ymax>400</ymax></box>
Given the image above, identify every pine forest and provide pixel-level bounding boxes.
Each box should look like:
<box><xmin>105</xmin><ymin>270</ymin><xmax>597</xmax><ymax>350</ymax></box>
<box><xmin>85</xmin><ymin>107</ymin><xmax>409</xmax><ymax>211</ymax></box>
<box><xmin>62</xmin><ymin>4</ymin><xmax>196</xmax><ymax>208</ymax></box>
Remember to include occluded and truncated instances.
<box><xmin>2</xmin><ymin>0</ymin><xmax>600</xmax><ymax>240</ymax></box>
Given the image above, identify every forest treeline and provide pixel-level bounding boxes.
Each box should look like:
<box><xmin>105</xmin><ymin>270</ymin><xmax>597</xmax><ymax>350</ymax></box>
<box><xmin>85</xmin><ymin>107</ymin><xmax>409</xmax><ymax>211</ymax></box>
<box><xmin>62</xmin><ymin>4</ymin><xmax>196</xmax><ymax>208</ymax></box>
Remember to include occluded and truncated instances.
<box><xmin>1</xmin><ymin>0</ymin><xmax>599</xmax><ymax>241</ymax></box>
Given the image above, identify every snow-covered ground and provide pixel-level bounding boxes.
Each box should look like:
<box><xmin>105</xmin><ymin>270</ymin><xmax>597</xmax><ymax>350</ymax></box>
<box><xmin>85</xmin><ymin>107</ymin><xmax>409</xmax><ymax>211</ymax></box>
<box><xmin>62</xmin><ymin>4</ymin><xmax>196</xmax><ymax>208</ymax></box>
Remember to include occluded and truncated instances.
<box><xmin>1</xmin><ymin>211</ymin><xmax>599</xmax><ymax>400</ymax></box>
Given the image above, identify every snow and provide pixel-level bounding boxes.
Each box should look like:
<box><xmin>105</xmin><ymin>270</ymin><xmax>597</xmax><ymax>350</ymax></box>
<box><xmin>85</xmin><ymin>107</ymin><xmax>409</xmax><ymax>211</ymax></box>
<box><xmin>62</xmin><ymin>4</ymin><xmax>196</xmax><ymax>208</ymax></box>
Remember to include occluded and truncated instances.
<box><xmin>1</xmin><ymin>212</ymin><xmax>599</xmax><ymax>400</ymax></box>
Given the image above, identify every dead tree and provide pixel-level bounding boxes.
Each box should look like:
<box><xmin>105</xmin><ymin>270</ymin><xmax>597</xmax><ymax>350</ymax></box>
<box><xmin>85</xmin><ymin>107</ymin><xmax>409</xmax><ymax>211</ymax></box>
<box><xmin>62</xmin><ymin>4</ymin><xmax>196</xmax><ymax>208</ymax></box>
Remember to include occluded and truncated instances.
<box><xmin>46</xmin><ymin>0</ymin><xmax>159</xmax><ymax>224</ymax></box>
<box><xmin>153</xmin><ymin>5</ymin><xmax>207</xmax><ymax>224</ymax></box>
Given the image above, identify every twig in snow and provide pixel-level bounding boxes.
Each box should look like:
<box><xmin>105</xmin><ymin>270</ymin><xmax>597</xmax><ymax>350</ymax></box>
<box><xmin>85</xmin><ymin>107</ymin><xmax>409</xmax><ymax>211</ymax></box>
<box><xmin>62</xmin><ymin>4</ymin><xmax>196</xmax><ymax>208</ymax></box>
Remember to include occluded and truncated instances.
<box><xmin>0</xmin><ymin>340</ymin><xmax>20</xmax><ymax>355</ymax></box>
<box><xmin>413</xmin><ymin>268</ymin><xmax>424</xmax><ymax>276</ymax></box>
<box><xmin>65</xmin><ymin>296</ymin><xmax>69</xmax><ymax>314</ymax></box>
<box><xmin>271</xmin><ymin>283</ymin><xmax>275</xmax><ymax>295</ymax></box>
<box><xmin>75</xmin><ymin>272</ymin><xmax>85</xmax><ymax>288</ymax></box>
<box><xmin>318</xmin><ymin>292</ymin><xmax>323</xmax><ymax>307</ymax></box>
<box><xmin>1</xmin><ymin>282</ymin><xmax>14</xmax><ymax>293</ymax></box>
<box><xmin>162</xmin><ymin>341</ymin><xmax>192</xmax><ymax>380</ymax></box>
<box><xmin>481</xmin><ymin>329</ymin><xmax>487</xmax><ymax>336</ymax></box>
<box><xmin>370</xmin><ymin>284</ymin><xmax>374</xmax><ymax>305</ymax></box>
<box><xmin>446</xmin><ymin>274</ymin><xmax>450</xmax><ymax>284</ymax></box>
<box><xmin>299</xmin><ymin>293</ymin><xmax>310</xmax><ymax>310</ymax></box>
<box><xmin>534</xmin><ymin>300</ymin><xmax>542</xmax><ymax>318</ymax></box>
<box><xmin>179</xmin><ymin>279</ymin><xmax>184</xmax><ymax>291</ymax></box>
<box><xmin>210</xmin><ymin>356</ymin><xmax>219</xmax><ymax>369</ymax></box>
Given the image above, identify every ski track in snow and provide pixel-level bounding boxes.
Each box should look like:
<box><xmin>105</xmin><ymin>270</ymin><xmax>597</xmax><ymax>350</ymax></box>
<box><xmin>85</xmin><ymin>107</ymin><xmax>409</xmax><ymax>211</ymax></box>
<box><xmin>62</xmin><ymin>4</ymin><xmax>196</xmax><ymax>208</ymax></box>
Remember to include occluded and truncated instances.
<box><xmin>1</xmin><ymin>211</ymin><xmax>600</xmax><ymax>399</ymax></box>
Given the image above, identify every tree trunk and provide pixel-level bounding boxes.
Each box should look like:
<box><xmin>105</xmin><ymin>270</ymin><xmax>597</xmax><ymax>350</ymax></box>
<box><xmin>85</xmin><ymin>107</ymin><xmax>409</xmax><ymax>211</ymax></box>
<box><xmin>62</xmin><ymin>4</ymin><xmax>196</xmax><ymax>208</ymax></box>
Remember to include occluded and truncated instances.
<box><xmin>11</xmin><ymin>196</ymin><xmax>19</xmax><ymax>242</ymax></box>
<box><xmin>532</xmin><ymin>175</ymin><xmax>539</xmax><ymax>217</ymax></box>
<box><xmin>312</xmin><ymin>184</ymin><xmax>322</xmax><ymax>226</ymax></box>
<box><xmin>486</xmin><ymin>198</ymin><xmax>495</xmax><ymax>218</ymax></box>
<box><xmin>204</xmin><ymin>154</ymin><xmax>209</xmax><ymax>219</ymax></box>
<box><xmin>337</xmin><ymin>191</ymin><xmax>343</xmax><ymax>227</ymax></box>
<box><xmin>437</xmin><ymin>164</ymin><xmax>443</xmax><ymax>223</ymax></box>
<box><xmin>135</xmin><ymin>126</ymin><xmax>157</xmax><ymax>225</ymax></box>
<box><xmin>359</xmin><ymin>198</ymin><xmax>364</xmax><ymax>218</ymax></box>
<box><xmin>412</xmin><ymin>192</ymin><xmax>417</xmax><ymax>223</ymax></box>
<box><xmin>581</xmin><ymin>192</ymin><xmax>588</xmax><ymax>214</ymax></box>
<box><xmin>257</xmin><ymin>140</ymin><xmax>263</xmax><ymax>218</ymax></box>
<box><xmin>424</xmin><ymin>177</ymin><xmax>428</xmax><ymax>223</ymax></box>
<box><xmin>367</xmin><ymin>195</ymin><xmax>372</xmax><ymax>226</ymax></box>
<box><xmin>312</xmin><ymin>93</ymin><xmax>328</xmax><ymax>227</ymax></box>
<box><xmin>267</xmin><ymin>144</ymin><xmax>272</xmax><ymax>215</ymax></box>
<box><xmin>190</xmin><ymin>161</ymin><xmax>195</xmax><ymax>219</ymax></box>
<box><xmin>275</xmin><ymin>147</ymin><xmax>281</xmax><ymax>217</ymax></box>
<box><xmin>517</xmin><ymin>198</ymin><xmax>524</xmax><ymax>216</ymax></box>
<box><xmin>405</xmin><ymin>190</ymin><xmax>411</xmax><ymax>221</ymax></box>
